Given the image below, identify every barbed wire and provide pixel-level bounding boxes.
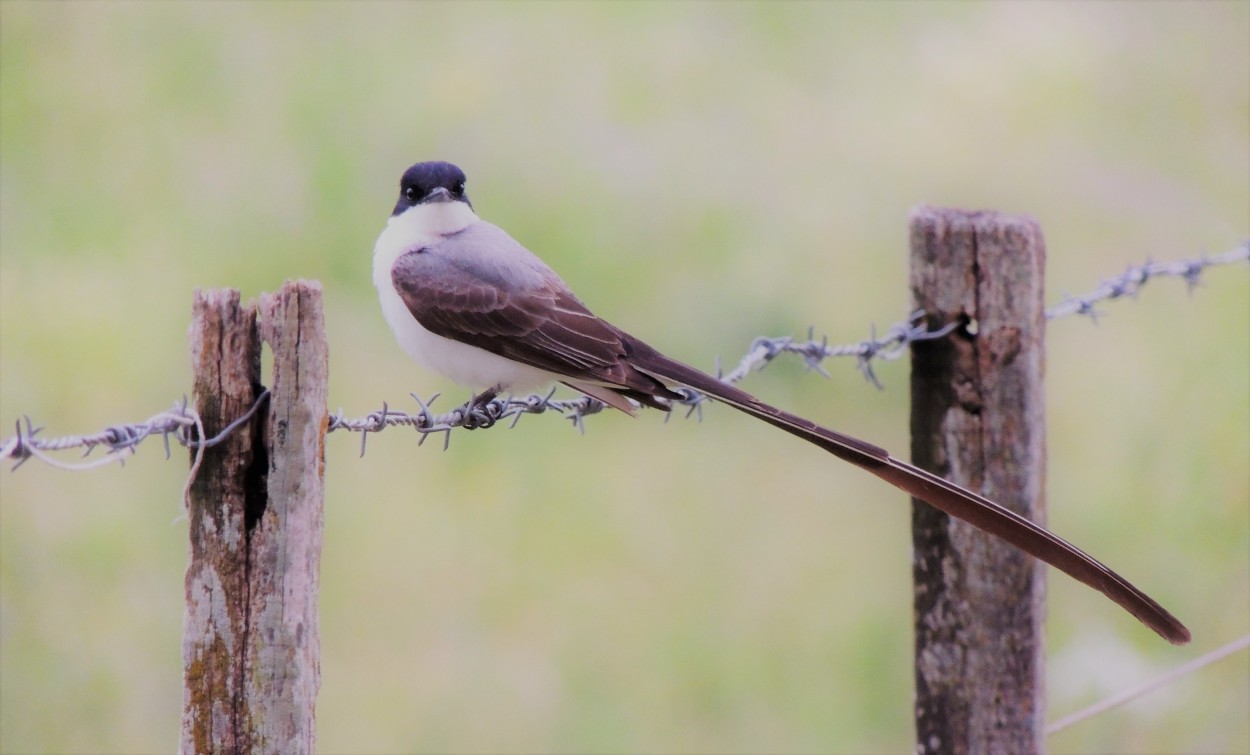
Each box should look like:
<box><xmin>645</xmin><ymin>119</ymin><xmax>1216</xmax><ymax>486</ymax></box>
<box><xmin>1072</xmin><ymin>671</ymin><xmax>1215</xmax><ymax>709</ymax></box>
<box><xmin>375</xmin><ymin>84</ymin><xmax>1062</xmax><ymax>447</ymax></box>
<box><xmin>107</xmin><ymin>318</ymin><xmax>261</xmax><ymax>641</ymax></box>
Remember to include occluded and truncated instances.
<box><xmin>0</xmin><ymin>391</ymin><xmax>268</xmax><ymax>472</ymax></box>
<box><xmin>2</xmin><ymin>243</ymin><xmax>1246</xmax><ymax>467</ymax></box>
<box><xmin>1046</xmin><ymin>243</ymin><xmax>1248</xmax><ymax>321</ymax></box>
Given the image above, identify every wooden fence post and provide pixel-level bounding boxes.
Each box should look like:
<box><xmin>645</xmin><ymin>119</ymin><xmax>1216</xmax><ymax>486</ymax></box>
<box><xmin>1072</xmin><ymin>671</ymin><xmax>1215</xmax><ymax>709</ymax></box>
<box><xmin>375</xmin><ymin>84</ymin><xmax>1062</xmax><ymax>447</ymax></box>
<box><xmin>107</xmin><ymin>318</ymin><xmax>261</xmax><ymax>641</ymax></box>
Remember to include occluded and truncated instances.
<box><xmin>909</xmin><ymin>207</ymin><xmax>1047</xmax><ymax>754</ymax></box>
<box><xmin>182</xmin><ymin>280</ymin><xmax>327</xmax><ymax>754</ymax></box>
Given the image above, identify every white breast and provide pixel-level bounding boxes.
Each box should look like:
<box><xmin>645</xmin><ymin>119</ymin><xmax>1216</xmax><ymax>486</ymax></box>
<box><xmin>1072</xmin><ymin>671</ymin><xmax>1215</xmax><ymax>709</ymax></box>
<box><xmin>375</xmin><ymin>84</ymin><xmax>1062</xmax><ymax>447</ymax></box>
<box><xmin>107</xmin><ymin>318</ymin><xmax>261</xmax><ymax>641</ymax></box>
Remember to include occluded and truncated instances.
<box><xmin>372</xmin><ymin>205</ymin><xmax>560</xmax><ymax>393</ymax></box>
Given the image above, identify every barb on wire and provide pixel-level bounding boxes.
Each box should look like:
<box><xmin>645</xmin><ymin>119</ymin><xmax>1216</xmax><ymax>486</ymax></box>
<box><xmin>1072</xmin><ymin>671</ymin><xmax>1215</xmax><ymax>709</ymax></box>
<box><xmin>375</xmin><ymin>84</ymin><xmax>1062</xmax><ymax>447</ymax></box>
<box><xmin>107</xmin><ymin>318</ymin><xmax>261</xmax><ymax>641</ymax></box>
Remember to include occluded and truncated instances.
<box><xmin>3</xmin><ymin>244</ymin><xmax>1245</xmax><ymax>467</ymax></box>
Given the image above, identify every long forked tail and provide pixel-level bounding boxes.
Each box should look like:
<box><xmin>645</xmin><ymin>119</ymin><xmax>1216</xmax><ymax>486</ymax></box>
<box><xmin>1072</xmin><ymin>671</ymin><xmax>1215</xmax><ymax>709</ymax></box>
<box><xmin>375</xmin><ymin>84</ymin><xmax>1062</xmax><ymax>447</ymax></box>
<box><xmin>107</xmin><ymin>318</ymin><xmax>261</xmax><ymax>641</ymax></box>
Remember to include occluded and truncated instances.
<box><xmin>630</xmin><ymin>347</ymin><xmax>1191</xmax><ymax>645</ymax></box>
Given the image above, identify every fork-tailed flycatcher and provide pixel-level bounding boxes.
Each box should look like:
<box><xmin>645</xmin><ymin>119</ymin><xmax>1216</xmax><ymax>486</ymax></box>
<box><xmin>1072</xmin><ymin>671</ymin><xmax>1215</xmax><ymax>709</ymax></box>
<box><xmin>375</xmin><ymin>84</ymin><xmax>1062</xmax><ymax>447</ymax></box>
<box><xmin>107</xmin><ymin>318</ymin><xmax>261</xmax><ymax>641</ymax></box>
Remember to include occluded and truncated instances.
<box><xmin>373</xmin><ymin>160</ymin><xmax>1189</xmax><ymax>645</ymax></box>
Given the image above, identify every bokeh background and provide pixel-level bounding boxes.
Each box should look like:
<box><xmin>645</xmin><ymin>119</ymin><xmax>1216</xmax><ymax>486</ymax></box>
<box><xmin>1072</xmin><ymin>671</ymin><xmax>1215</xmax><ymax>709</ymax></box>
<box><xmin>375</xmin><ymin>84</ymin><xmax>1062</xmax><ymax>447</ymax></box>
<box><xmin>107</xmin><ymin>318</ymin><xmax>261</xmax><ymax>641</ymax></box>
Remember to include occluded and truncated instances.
<box><xmin>2</xmin><ymin>2</ymin><xmax>1247</xmax><ymax>753</ymax></box>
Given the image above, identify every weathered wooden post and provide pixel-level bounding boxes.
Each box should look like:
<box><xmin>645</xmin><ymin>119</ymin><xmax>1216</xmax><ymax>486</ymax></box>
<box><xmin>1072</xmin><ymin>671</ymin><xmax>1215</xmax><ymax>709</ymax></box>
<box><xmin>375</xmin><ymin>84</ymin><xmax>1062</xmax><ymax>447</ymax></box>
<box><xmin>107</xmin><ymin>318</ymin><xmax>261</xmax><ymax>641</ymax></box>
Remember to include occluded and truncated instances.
<box><xmin>909</xmin><ymin>208</ymin><xmax>1048</xmax><ymax>754</ymax></box>
<box><xmin>182</xmin><ymin>280</ymin><xmax>327</xmax><ymax>754</ymax></box>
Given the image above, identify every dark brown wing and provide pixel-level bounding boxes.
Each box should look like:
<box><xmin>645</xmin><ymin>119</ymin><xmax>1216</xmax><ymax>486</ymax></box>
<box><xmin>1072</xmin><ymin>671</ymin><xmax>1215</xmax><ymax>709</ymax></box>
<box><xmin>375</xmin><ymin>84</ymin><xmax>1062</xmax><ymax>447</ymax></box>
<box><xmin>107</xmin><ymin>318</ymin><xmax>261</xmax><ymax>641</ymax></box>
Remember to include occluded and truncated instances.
<box><xmin>391</xmin><ymin>245</ymin><xmax>678</xmax><ymax>405</ymax></box>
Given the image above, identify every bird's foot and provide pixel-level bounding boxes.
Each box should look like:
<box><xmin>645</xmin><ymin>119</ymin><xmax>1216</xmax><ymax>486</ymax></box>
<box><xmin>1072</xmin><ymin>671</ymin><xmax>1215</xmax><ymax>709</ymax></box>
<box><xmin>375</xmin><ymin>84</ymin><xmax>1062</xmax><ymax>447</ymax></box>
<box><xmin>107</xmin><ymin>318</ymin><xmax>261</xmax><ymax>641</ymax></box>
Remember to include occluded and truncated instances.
<box><xmin>459</xmin><ymin>388</ymin><xmax>501</xmax><ymax>430</ymax></box>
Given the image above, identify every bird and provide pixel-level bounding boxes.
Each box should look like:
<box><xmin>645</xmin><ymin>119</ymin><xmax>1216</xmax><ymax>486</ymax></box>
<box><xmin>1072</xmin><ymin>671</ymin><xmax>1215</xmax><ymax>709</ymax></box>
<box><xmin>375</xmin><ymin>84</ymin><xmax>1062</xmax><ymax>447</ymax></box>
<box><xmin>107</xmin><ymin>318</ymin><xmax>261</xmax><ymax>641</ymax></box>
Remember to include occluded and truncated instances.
<box><xmin>372</xmin><ymin>160</ymin><xmax>1190</xmax><ymax>645</ymax></box>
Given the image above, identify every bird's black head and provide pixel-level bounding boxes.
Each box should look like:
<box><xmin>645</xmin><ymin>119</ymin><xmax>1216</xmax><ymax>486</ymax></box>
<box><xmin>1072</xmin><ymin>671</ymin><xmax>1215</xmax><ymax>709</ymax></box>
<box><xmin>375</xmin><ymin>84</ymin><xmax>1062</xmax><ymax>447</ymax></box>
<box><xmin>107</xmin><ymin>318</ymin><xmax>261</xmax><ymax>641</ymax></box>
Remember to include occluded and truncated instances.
<box><xmin>393</xmin><ymin>161</ymin><xmax>471</xmax><ymax>216</ymax></box>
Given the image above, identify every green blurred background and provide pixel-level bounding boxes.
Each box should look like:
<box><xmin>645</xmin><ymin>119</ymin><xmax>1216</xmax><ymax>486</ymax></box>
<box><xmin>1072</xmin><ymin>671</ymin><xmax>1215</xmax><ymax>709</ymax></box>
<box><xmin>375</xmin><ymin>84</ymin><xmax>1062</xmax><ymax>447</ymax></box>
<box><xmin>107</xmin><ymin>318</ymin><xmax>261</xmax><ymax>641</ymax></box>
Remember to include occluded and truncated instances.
<box><xmin>1</xmin><ymin>2</ymin><xmax>1247</xmax><ymax>752</ymax></box>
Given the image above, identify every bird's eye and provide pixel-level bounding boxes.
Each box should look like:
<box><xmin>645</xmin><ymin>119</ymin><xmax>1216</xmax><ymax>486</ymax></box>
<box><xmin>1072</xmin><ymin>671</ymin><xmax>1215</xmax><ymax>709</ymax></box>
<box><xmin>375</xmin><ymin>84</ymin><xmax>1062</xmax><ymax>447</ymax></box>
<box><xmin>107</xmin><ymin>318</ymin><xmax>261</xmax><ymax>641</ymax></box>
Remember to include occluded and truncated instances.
<box><xmin>453</xmin><ymin>181</ymin><xmax>466</xmax><ymax>196</ymax></box>
<box><xmin>404</xmin><ymin>186</ymin><xmax>419</xmax><ymax>202</ymax></box>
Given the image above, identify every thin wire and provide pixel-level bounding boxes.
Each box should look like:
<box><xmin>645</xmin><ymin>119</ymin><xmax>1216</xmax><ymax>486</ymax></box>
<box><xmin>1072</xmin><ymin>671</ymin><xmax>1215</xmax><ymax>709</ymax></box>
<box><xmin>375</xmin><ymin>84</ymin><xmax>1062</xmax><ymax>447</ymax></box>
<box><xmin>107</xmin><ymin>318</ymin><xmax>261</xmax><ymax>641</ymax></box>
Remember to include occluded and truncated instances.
<box><xmin>1046</xmin><ymin>633</ymin><xmax>1250</xmax><ymax>735</ymax></box>
<box><xmin>182</xmin><ymin>403</ymin><xmax>208</xmax><ymax>510</ymax></box>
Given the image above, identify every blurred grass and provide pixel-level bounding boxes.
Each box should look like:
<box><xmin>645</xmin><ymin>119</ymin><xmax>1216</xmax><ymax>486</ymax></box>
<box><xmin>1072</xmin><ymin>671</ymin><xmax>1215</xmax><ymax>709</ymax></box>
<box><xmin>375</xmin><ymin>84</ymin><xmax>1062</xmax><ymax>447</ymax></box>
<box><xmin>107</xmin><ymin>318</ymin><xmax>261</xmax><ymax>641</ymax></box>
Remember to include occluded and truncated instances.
<box><xmin>1</xmin><ymin>2</ymin><xmax>1247</xmax><ymax>753</ymax></box>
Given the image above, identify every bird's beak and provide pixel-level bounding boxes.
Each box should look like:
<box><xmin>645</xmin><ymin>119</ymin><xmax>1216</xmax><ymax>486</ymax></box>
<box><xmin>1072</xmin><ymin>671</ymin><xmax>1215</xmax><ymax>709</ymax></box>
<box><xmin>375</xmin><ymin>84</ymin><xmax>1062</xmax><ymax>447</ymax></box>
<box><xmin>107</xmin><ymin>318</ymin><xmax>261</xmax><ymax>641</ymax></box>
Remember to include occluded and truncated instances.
<box><xmin>424</xmin><ymin>187</ymin><xmax>453</xmax><ymax>203</ymax></box>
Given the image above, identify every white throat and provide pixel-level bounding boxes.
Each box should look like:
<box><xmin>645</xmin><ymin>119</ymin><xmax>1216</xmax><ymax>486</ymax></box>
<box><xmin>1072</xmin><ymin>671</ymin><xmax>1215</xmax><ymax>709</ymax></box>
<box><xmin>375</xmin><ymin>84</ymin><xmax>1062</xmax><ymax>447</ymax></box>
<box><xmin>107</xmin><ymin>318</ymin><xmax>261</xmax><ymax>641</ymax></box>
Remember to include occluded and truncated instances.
<box><xmin>390</xmin><ymin>200</ymin><xmax>478</xmax><ymax>242</ymax></box>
